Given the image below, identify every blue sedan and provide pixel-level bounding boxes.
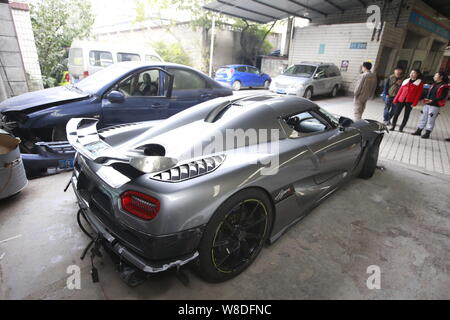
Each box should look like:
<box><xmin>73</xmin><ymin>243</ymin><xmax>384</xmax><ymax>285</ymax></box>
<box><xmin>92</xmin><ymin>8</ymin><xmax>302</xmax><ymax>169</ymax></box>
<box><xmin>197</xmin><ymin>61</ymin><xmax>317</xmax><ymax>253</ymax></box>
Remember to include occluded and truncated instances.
<box><xmin>214</xmin><ymin>65</ymin><xmax>271</xmax><ymax>91</ymax></box>
<box><xmin>0</xmin><ymin>62</ymin><xmax>233</xmax><ymax>150</ymax></box>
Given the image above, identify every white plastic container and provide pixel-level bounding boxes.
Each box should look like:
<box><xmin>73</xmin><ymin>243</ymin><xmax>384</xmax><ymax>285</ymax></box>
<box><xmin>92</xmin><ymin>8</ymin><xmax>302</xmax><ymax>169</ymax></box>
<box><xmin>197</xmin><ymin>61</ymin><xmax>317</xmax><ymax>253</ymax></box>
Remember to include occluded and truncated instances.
<box><xmin>0</xmin><ymin>129</ymin><xmax>28</xmax><ymax>199</ymax></box>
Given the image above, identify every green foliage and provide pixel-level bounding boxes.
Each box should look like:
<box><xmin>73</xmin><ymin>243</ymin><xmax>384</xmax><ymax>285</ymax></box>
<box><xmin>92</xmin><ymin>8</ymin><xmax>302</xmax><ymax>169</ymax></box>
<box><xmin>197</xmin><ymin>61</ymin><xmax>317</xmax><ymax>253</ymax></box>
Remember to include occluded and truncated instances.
<box><xmin>137</xmin><ymin>0</ymin><xmax>228</xmax><ymax>29</ymax></box>
<box><xmin>233</xmin><ymin>20</ymin><xmax>275</xmax><ymax>65</ymax></box>
<box><xmin>30</xmin><ymin>0</ymin><xmax>95</xmax><ymax>87</ymax></box>
<box><xmin>152</xmin><ymin>41</ymin><xmax>191</xmax><ymax>65</ymax></box>
<box><xmin>136</xmin><ymin>0</ymin><xmax>276</xmax><ymax>67</ymax></box>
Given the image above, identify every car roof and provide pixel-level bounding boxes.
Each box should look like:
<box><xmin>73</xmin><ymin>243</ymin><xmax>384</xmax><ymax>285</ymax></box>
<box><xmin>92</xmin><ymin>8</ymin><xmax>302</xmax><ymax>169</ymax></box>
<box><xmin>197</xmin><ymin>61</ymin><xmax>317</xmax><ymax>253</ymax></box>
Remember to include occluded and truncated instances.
<box><xmin>205</xmin><ymin>94</ymin><xmax>319</xmax><ymax>125</ymax></box>
<box><xmin>117</xmin><ymin>61</ymin><xmax>207</xmax><ymax>72</ymax></box>
<box><xmin>220</xmin><ymin>64</ymin><xmax>255</xmax><ymax>68</ymax></box>
<box><xmin>293</xmin><ymin>62</ymin><xmax>335</xmax><ymax>67</ymax></box>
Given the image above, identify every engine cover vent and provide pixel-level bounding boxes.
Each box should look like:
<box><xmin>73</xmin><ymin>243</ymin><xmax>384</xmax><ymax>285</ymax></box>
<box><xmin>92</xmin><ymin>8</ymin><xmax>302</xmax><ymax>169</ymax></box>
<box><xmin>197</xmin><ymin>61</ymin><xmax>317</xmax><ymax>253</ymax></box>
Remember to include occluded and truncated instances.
<box><xmin>151</xmin><ymin>155</ymin><xmax>225</xmax><ymax>182</ymax></box>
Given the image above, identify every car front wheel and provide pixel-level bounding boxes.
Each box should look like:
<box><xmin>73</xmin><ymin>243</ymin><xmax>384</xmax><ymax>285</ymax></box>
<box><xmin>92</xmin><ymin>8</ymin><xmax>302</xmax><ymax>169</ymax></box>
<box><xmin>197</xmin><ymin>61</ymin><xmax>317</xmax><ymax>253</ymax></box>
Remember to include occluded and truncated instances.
<box><xmin>263</xmin><ymin>80</ymin><xmax>270</xmax><ymax>89</ymax></box>
<box><xmin>303</xmin><ymin>87</ymin><xmax>313</xmax><ymax>100</ymax></box>
<box><xmin>195</xmin><ymin>189</ymin><xmax>273</xmax><ymax>282</ymax></box>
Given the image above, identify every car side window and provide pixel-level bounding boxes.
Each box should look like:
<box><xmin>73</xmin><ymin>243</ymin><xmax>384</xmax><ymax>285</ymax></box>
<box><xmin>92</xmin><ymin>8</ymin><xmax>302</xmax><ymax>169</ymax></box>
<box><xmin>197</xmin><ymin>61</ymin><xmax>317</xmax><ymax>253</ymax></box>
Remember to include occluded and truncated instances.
<box><xmin>117</xmin><ymin>52</ymin><xmax>141</xmax><ymax>62</ymax></box>
<box><xmin>246</xmin><ymin>67</ymin><xmax>260</xmax><ymax>74</ymax></box>
<box><xmin>114</xmin><ymin>69</ymin><xmax>161</xmax><ymax>97</ymax></box>
<box><xmin>167</xmin><ymin>68</ymin><xmax>208</xmax><ymax>90</ymax></box>
<box><xmin>236</xmin><ymin>67</ymin><xmax>246</xmax><ymax>73</ymax></box>
<box><xmin>283</xmin><ymin>111</ymin><xmax>329</xmax><ymax>138</ymax></box>
<box><xmin>315</xmin><ymin>67</ymin><xmax>328</xmax><ymax>79</ymax></box>
<box><xmin>327</xmin><ymin>66</ymin><xmax>340</xmax><ymax>77</ymax></box>
<box><xmin>89</xmin><ymin>50</ymin><xmax>113</xmax><ymax>67</ymax></box>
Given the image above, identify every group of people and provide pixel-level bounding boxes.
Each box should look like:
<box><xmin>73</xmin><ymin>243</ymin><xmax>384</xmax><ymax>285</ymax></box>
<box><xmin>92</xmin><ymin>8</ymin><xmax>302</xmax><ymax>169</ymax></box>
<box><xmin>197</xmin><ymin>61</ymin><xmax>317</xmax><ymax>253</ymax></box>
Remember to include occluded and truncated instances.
<box><xmin>353</xmin><ymin>62</ymin><xmax>449</xmax><ymax>140</ymax></box>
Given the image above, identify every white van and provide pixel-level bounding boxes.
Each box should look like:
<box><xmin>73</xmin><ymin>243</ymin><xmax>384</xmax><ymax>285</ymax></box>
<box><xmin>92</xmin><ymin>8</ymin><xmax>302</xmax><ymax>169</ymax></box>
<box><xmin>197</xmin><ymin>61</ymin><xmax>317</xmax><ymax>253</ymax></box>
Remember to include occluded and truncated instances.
<box><xmin>68</xmin><ymin>40</ymin><xmax>164</xmax><ymax>82</ymax></box>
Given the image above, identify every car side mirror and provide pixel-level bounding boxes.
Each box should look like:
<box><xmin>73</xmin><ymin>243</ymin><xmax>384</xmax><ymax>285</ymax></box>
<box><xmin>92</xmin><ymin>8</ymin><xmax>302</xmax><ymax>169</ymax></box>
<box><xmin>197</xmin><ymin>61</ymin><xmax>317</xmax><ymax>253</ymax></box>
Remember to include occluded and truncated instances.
<box><xmin>339</xmin><ymin>117</ymin><xmax>353</xmax><ymax>131</ymax></box>
<box><xmin>107</xmin><ymin>90</ymin><xmax>125</xmax><ymax>103</ymax></box>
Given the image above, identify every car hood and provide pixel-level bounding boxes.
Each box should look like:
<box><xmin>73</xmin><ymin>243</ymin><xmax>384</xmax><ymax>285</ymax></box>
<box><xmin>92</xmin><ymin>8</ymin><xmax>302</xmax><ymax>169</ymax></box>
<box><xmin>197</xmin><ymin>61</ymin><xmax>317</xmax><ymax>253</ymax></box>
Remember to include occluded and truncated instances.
<box><xmin>273</xmin><ymin>75</ymin><xmax>310</xmax><ymax>86</ymax></box>
<box><xmin>0</xmin><ymin>86</ymin><xmax>89</xmax><ymax>113</ymax></box>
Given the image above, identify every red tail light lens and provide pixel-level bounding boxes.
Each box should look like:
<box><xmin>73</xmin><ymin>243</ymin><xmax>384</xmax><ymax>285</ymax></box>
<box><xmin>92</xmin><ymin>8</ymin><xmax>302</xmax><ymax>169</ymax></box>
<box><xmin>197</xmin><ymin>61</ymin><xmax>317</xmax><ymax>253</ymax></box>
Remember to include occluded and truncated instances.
<box><xmin>65</xmin><ymin>73</ymin><xmax>70</xmax><ymax>82</ymax></box>
<box><xmin>120</xmin><ymin>191</ymin><xmax>160</xmax><ymax>220</ymax></box>
<box><xmin>83</xmin><ymin>71</ymin><xmax>89</xmax><ymax>78</ymax></box>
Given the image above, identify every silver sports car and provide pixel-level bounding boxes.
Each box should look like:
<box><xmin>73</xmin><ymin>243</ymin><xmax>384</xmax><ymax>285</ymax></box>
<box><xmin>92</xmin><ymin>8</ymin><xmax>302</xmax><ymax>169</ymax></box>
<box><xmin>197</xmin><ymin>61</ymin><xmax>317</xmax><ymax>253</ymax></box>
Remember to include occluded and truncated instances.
<box><xmin>68</xmin><ymin>94</ymin><xmax>387</xmax><ymax>284</ymax></box>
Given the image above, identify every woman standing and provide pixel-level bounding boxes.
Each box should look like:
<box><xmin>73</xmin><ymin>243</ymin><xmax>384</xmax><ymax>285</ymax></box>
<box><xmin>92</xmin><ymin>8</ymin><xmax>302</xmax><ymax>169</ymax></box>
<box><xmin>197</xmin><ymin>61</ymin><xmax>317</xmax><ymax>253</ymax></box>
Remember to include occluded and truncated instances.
<box><xmin>391</xmin><ymin>69</ymin><xmax>424</xmax><ymax>132</ymax></box>
<box><xmin>411</xmin><ymin>72</ymin><xmax>449</xmax><ymax>139</ymax></box>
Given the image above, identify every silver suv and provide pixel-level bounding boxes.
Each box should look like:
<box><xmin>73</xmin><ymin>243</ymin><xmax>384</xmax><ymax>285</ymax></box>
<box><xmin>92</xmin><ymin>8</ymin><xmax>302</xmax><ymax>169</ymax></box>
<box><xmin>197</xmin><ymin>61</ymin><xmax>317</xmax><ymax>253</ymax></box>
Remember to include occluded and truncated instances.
<box><xmin>269</xmin><ymin>62</ymin><xmax>343</xmax><ymax>99</ymax></box>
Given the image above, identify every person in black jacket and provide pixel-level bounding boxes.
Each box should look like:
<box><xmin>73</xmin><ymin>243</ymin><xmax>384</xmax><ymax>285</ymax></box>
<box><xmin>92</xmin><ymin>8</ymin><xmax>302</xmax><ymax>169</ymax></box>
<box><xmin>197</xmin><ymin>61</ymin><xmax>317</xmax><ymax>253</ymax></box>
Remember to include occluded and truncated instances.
<box><xmin>382</xmin><ymin>67</ymin><xmax>404</xmax><ymax>125</ymax></box>
<box><xmin>411</xmin><ymin>72</ymin><xmax>449</xmax><ymax>139</ymax></box>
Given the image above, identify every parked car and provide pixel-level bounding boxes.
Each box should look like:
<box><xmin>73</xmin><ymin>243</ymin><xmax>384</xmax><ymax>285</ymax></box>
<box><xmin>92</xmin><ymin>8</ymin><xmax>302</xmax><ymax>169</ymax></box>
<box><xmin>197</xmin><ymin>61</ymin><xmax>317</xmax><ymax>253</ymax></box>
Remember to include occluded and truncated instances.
<box><xmin>68</xmin><ymin>40</ymin><xmax>163</xmax><ymax>83</ymax></box>
<box><xmin>268</xmin><ymin>49</ymin><xmax>281</xmax><ymax>56</ymax></box>
<box><xmin>270</xmin><ymin>62</ymin><xmax>343</xmax><ymax>99</ymax></box>
<box><xmin>0</xmin><ymin>61</ymin><xmax>233</xmax><ymax>155</ymax></box>
<box><xmin>214</xmin><ymin>65</ymin><xmax>271</xmax><ymax>91</ymax></box>
<box><xmin>68</xmin><ymin>94</ymin><xmax>387</xmax><ymax>285</ymax></box>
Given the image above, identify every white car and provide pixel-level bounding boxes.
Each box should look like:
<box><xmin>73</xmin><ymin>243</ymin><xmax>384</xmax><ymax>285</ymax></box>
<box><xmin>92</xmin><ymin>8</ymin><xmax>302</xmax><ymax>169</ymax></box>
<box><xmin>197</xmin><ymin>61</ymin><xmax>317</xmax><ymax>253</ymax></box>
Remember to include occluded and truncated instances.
<box><xmin>270</xmin><ymin>62</ymin><xmax>343</xmax><ymax>99</ymax></box>
<box><xmin>68</xmin><ymin>40</ymin><xmax>163</xmax><ymax>83</ymax></box>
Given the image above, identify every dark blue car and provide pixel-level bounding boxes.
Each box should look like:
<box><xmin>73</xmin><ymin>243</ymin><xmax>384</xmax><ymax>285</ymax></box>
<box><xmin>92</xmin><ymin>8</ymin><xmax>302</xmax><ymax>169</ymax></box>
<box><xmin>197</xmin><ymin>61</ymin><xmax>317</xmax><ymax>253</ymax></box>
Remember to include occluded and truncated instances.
<box><xmin>214</xmin><ymin>65</ymin><xmax>271</xmax><ymax>91</ymax></box>
<box><xmin>0</xmin><ymin>62</ymin><xmax>233</xmax><ymax>152</ymax></box>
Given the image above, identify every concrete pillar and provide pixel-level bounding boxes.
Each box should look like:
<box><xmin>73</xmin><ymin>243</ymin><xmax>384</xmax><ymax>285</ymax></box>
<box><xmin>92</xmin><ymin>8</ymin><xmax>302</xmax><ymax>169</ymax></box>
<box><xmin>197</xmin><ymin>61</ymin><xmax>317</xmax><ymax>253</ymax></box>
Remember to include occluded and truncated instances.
<box><xmin>282</xmin><ymin>17</ymin><xmax>294</xmax><ymax>57</ymax></box>
<box><xmin>0</xmin><ymin>72</ymin><xmax>7</xmax><ymax>102</ymax></box>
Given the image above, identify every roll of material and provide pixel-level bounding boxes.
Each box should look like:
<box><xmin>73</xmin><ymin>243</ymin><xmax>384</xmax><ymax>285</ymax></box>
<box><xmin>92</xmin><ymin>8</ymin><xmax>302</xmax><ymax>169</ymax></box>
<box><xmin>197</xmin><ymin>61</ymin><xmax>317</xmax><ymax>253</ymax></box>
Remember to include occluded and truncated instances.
<box><xmin>0</xmin><ymin>130</ymin><xmax>28</xmax><ymax>200</ymax></box>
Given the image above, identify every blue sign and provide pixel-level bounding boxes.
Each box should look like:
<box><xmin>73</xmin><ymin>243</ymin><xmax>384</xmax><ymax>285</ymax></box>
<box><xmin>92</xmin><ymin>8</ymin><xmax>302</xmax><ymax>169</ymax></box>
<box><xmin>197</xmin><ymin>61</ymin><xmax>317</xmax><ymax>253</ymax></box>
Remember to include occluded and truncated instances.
<box><xmin>319</xmin><ymin>44</ymin><xmax>326</xmax><ymax>54</ymax></box>
<box><xmin>350</xmin><ymin>42</ymin><xmax>367</xmax><ymax>49</ymax></box>
<box><xmin>409</xmin><ymin>10</ymin><xmax>450</xmax><ymax>40</ymax></box>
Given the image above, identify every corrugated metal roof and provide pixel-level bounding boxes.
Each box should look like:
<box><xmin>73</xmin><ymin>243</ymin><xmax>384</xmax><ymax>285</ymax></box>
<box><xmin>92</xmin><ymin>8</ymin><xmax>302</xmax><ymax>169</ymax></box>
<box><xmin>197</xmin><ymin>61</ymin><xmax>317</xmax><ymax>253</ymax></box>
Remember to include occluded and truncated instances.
<box><xmin>203</xmin><ymin>0</ymin><xmax>370</xmax><ymax>23</ymax></box>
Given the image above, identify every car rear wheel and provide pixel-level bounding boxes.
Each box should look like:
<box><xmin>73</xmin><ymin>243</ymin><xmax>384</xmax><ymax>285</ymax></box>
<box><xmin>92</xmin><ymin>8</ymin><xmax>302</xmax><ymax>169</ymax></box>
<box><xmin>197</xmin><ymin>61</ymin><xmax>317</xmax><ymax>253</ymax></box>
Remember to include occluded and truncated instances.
<box><xmin>195</xmin><ymin>189</ymin><xmax>273</xmax><ymax>282</ymax></box>
<box><xmin>232</xmin><ymin>80</ymin><xmax>241</xmax><ymax>91</ymax></box>
<box><xmin>330</xmin><ymin>85</ymin><xmax>339</xmax><ymax>98</ymax></box>
<box><xmin>304</xmin><ymin>87</ymin><xmax>313</xmax><ymax>100</ymax></box>
<box><xmin>263</xmin><ymin>80</ymin><xmax>270</xmax><ymax>89</ymax></box>
<box><xmin>359</xmin><ymin>137</ymin><xmax>381</xmax><ymax>179</ymax></box>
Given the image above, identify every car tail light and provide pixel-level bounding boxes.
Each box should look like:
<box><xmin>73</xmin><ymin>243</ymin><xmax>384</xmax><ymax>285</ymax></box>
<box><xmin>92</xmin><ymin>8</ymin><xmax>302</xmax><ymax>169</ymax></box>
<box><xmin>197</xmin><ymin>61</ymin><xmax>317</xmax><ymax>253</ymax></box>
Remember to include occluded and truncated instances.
<box><xmin>83</xmin><ymin>71</ymin><xmax>89</xmax><ymax>78</ymax></box>
<box><xmin>65</xmin><ymin>73</ymin><xmax>70</xmax><ymax>82</ymax></box>
<box><xmin>120</xmin><ymin>191</ymin><xmax>160</xmax><ymax>220</ymax></box>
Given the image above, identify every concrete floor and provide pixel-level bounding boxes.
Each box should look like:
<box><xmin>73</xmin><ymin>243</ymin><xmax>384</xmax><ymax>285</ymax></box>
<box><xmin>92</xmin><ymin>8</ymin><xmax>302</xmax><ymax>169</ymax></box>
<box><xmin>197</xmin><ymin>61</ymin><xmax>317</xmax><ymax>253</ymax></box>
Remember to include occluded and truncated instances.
<box><xmin>0</xmin><ymin>159</ymin><xmax>449</xmax><ymax>299</ymax></box>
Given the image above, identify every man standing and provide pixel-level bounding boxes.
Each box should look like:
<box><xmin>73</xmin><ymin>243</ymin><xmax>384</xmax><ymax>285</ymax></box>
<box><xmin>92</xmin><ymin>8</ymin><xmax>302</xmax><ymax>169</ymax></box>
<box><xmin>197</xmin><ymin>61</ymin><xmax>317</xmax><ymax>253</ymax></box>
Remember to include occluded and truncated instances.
<box><xmin>411</xmin><ymin>71</ymin><xmax>448</xmax><ymax>139</ymax></box>
<box><xmin>382</xmin><ymin>67</ymin><xmax>404</xmax><ymax>125</ymax></box>
<box><xmin>353</xmin><ymin>62</ymin><xmax>378</xmax><ymax>120</ymax></box>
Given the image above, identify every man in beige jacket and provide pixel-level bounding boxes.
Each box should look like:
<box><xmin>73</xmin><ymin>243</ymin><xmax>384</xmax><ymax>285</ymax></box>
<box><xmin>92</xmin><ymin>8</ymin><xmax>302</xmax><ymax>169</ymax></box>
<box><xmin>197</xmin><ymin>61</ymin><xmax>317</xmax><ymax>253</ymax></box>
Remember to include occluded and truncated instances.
<box><xmin>353</xmin><ymin>62</ymin><xmax>378</xmax><ymax>120</ymax></box>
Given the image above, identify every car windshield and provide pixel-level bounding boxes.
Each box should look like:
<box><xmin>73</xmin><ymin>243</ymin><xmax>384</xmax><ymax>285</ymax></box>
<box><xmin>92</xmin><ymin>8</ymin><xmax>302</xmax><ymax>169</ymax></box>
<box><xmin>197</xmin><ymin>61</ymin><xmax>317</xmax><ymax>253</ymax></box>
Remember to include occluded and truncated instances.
<box><xmin>283</xmin><ymin>65</ymin><xmax>317</xmax><ymax>78</ymax></box>
<box><xmin>72</xmin><ymin>64</ymin><xmax>134</xmax><ymax>94</ymax></box>
<box><xmin>216</xmin><ymin>67</ymin><xmax>231</xmax><ymax>74</ymax></box>
<box><xmin>318</xmin><ymin>107</ymin><xmax>339</xmax><ymax>126</ymax></box>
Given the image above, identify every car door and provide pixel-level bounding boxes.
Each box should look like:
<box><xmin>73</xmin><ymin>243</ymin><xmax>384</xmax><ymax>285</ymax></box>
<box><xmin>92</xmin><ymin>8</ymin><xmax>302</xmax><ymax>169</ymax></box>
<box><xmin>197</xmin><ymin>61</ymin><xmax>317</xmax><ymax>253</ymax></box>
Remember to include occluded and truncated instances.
<box><xmin>246</xmin><ymin>66</ymin><xmax>262</xmax><ymax>87</ymax></box>
<box><xmin>282</xmin><ymin>109</ymin><xmax>362</xmax><ymax>200</ymax></box>
<box><xmin>101</xmin><ymin>67</ymin><xmax>174</xmax><ymax>126</ymax></box>
<box><xmin>312</xmin><ymin>66</ymin><xmax>329</xmax><ymax>95</ymax></box>
<box><xmin>326</xmin><ymin>65</ymin><xmax>341</xmax><ymax>92</ymax></box>
<box><xmin>235</xmin><ymin>66</ymin><xmax>249</xmax><ymax>87</ymax></box>
<box><xmin>166</xmin><ymin>67</ymin><xmax>215</xmax><ymax>117</ymax></box>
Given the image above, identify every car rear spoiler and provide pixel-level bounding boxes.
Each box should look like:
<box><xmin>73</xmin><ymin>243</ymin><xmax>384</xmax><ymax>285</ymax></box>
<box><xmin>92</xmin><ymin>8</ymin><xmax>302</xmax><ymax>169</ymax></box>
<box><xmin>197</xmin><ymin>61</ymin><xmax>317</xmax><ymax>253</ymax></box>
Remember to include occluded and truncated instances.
<box><xmin>66</xmin><ymin>118</ymin><xmax>178</xmax><ymax>173</ymax></box>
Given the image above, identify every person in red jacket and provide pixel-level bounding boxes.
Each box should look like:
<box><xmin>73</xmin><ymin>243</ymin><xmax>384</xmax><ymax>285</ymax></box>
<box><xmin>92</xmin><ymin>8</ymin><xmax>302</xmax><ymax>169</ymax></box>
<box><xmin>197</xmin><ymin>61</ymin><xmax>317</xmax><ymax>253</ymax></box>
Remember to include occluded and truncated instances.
<box><xmin>411</xmin><ymin>72</ymin><xmax>448</xmax><ymax>139</ymax></box>
<box><xmin>391</xmin><ymin>69</ymin><xmax>424</xmax><ymax>132</ymax></box>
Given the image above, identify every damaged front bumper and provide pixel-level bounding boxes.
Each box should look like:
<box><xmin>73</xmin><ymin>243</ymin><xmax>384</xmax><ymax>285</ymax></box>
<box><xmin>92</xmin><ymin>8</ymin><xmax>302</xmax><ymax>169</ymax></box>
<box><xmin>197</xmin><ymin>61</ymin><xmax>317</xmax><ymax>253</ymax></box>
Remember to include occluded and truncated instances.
<box><xmin>71</xmin><ymin>173</ymin><xmax>200</xmax><ymax>274</ymax></box>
